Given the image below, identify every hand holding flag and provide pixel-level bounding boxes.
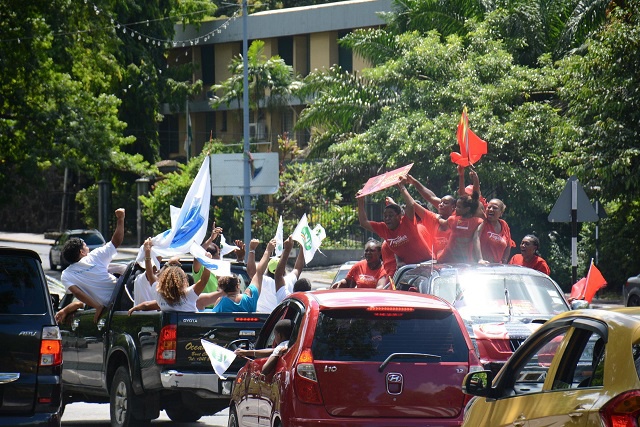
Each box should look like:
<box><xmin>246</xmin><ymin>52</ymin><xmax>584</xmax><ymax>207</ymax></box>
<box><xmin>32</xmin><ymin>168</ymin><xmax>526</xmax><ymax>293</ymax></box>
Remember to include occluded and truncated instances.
<box><xmin>274</xmin><ymin>216</ymin><xmax>284</xmax><ymax>257</ymax></box>
<box><xmin>292</xmin><ymin>214</ymin><xmax>326</xmax><ymax>264</ymax></box>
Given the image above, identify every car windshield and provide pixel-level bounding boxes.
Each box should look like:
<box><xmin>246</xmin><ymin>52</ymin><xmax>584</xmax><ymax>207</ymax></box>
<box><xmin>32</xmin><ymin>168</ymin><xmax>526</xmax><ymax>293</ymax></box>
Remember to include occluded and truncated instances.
<box><xmin>311</xmin><ymin>308</ymin><xmax>468</xmax><ymax>363</ymax></box>
<box><xmin>428</xmin><ymin>273</ymin><xmax>567</xmax><ymax>318</ymax></box>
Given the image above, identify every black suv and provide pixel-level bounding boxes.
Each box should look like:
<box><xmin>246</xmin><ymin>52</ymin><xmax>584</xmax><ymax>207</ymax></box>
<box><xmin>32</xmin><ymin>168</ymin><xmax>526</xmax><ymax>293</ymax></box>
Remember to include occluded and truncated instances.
<box><xmin>0</xmin><ymin>247</ymin><xmax>63</xmax><ymax>426</ymax></box>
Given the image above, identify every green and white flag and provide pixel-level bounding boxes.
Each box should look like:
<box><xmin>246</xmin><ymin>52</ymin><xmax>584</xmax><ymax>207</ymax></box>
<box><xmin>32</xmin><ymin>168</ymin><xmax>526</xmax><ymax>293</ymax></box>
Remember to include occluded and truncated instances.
<box><xmin>274</xmin><ymin>216</ymin><xmax>284</xmax><ymax>257</ymax></box>
<box><xmin>201</xmin><ymin>339</ymin><xmax>236</xmax><ymax>380</ymax></box>
<box><xmin>292</xmin><ymin>214</ymin><xmax>325</xmax><ymax>264</ymax></box>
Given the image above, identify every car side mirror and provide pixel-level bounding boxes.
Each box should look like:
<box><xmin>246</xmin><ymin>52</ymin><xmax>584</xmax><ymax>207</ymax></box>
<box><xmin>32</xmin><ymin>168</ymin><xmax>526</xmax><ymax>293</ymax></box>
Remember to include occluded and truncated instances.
<box><xmin>571</xmin><ymin>300</ymin><xmax>590</xmax><ymax>310</ymax></box>
<box><xmin>462</xmin><ymin>370</ymin><xmax>494</xmax><ymax>398</ymax></box>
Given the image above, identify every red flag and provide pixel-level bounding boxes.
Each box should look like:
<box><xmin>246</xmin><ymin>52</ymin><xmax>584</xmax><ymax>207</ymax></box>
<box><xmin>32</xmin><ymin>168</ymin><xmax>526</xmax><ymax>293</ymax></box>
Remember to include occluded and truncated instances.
<box><xmin>583</xmin><ymin>261</ymin><xmax>607</xmax><ymax>303</ymax></box>
<box><xmin>569</xmin><ymin>261</ymin><xmax>607</xmax><ymax>303</ymax></box>
<box><xmin>450</xmin><ymin>107</ymin><xmax>487</xmax><ymax>167</ymax></box>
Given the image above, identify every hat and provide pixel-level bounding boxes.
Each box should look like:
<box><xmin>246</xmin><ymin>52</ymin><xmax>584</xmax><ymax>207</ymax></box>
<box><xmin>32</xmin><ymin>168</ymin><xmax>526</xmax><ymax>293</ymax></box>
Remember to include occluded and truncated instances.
<box><xmin>268</xmin><ymin>257</ymin><xmax>280</xmax><ymax>274</ymax></box>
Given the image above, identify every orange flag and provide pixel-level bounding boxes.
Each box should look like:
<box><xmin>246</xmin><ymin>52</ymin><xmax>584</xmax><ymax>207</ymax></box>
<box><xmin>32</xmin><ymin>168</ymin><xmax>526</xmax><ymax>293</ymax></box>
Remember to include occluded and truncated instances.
<box><xmin>450</xmin><ymin>106</ymin><xmax>487</xmax><ymax>167</ymax></box>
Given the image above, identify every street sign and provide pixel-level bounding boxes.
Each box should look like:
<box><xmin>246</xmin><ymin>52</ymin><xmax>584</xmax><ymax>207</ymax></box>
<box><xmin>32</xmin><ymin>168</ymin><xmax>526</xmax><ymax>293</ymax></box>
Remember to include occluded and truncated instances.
<box><xmin>548</xmin><ymin>176</ymin><xmax>599</xmax><ymax>223</ymax></box>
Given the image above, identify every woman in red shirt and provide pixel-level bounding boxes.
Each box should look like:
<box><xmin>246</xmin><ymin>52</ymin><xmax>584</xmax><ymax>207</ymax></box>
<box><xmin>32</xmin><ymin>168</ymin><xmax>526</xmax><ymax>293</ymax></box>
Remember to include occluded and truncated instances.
<box><xmin>438</xmin><ymin>192</ymin><xmax>483</xmax><ymax>263</ymax></box>
<box><xmin>509</xmin><ymin>234</ymin><xmax>551</xmax><ymax>275</ymax></box>
<box><xmin>332</xmin><ymin>240</ymin><xmax>387</xmax><ymax>289</ymax></box>
<box><xmin>478</xmin><ymin>199</ymin><xmax>514</xmax><ymax>263</ymax></box>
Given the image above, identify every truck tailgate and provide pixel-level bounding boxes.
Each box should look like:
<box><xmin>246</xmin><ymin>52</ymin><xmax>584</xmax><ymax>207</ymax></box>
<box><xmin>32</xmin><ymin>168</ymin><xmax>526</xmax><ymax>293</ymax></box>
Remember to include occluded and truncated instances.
<box><xmin>171</xmin><ymin>312</ymin><xmax>268</xmax><ymax>372</ymax></box>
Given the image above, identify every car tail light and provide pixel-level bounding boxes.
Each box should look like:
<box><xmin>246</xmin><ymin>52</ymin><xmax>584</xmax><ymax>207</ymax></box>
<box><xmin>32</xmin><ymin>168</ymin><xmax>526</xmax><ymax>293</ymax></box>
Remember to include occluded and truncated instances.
<box><xmin>366</xmin><ymin>306</ymin><xmax>414</xmax><ymax>317</ymax></box>
<box><xmin>294</xmin><ymin>349</ymin><xmax>323</xmax><ymax>404</ymax></box>
<box><xmin>600</xmin><ymin>390</ymin><xmax>640</xmax><ymax>427</ymax></box>
<box><xmin>235</xmin><ymin>317</ymin><xmax>261</xmax><ymax>322</ymax></box>
<box><xmin>40</xmin><ymin>326</ymin><xmax>62</xmax><ymax>366</ymax></box>
<box><xmin>156</xmin><ymin>325</ymin><xmax>177</xmax><ymax>365</ymax></box>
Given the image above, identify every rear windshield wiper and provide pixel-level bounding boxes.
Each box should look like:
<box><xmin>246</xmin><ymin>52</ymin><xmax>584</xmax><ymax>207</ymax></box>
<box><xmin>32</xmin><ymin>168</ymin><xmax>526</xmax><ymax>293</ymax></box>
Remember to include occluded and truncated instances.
<box><xmin>378</xmin><ymin>353</ymin><xmax>441</xmax><ymax>372</ymax></box>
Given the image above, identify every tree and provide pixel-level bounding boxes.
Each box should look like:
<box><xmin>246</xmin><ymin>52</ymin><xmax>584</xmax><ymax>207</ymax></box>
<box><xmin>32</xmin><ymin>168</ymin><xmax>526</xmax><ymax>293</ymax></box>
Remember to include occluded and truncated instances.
<box><xmin>209</xmin><ymin>39</ymin><xmax>301</xmax><ymax>142</ymax></box>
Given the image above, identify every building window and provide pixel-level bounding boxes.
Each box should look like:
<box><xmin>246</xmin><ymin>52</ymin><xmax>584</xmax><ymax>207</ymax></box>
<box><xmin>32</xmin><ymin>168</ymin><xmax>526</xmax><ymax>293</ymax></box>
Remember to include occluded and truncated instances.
<box><xmin>159</xmin><ymin>115</ymin><xmax>180</xmax><ymax>158</ymax></box>
<box><xmin>201</xmin><ymin>45</ymin><xmax>215</xmax><ymax>86</ymax></box>
<box><xmin>338</xmin><ymin>30</ymin><xmax>352</xmax><ymax>73</ymax></box>
<box><xmin>278</xmin><ymin>36</ymin><xmax>294</xmax><ymax>67</ymax></box>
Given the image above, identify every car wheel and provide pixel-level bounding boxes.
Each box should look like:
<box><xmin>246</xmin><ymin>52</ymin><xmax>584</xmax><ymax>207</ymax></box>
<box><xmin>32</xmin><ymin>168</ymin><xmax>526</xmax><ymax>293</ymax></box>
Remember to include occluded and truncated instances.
<box><xmin>228</xmin><ymin>406</ymin><xmax>239</xmax><ymax>427</ymax></box>
<box><xmin>49</xmin><ymin>253</ymin><xmax>57</xmax><ymax>271</ymax></box>
<box><xmin>628</xmin><ymin>294</ymin><xmax>640</xmax><ymax>307</ymax></box>
<box><xmin>110</xmin><ymin>366</ymin><xmax>150</xmax><ymax>427</ymax></box>
<box><xmin>165</xmin><ymin>407</ymin><xmax>202</xmax><ymax>423</ymax></box>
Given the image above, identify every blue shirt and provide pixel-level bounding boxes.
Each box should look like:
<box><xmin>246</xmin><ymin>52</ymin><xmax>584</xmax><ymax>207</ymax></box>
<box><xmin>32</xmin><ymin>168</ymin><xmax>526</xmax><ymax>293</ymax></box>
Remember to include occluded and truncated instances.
<box><xmin>208</xmin><ymin>284</ymin><xmax>260</xmax><ymax>313</ymax></box>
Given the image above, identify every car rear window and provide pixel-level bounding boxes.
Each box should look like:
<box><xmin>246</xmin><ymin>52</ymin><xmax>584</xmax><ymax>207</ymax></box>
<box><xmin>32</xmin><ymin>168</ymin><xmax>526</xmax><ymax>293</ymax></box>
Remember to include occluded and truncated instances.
<box><xmin>0</xmin><ymin>256</ymin><xmax>48</xmax><ymax>314</ymax></box>
<box><xmin>77</xmin><ymin>233</ymin><xmax>104</xmax><ymax>245</ymax></box>
<box><xmin>311</xmin><ymin>308</ymin><xmax>468</xmax><ymax>363</ymax></box>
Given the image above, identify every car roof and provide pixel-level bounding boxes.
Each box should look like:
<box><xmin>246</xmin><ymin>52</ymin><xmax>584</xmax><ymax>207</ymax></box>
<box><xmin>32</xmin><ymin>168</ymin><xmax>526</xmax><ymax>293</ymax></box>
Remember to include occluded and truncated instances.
<box><xmin>0</xmin><ymin>246</ymin><xmax>40</xmax><ymax>260</ymax></box>
<box><xmin>65</xmin><ymin>229</ymin><xmax>102</xmax><ymax>234</ymax></box>
<box><xmin>400</xmin><ymin>262</ymin><xmax>554</xmax><ymax>280</ymax></box>
<box><xmin>301</xmin><ymin>289</ymin><xmax>454</xmax><ymax>311</ymax></box>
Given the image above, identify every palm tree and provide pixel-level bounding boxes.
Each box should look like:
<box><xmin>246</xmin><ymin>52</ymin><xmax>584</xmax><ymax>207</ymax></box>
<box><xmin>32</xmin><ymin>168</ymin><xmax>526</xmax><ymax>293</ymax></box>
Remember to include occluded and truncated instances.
<box><xmin>209</xmin><ymin>40</ymin><xmax>300</xmax><ymax>142</ymax></box>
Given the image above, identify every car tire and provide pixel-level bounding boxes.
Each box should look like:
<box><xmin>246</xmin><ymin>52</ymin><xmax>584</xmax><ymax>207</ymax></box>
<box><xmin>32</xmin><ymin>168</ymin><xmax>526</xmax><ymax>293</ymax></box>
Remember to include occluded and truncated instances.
<box><xmin>628</xmin><ymin>294</ymin><xmax>640</xmax><ymax>307</ymax></box>
<box><xmin>165</xmin><ymin>407</ymin><xmax>202</xmax><ymax>423</ymax></box>
<box><xmin>110</xmin><ymin>366</ymin><xmax>150</xmax><ymax>427</ymax></box>
<box><xmin>228</xmin><ymin>406</ymin><xmax>239</xmax><ymax>427</ymax></box>
<box><xmin>49</xmin><ymin>253</ymin><xmax>57</xmax><ymax>271</ymax></box>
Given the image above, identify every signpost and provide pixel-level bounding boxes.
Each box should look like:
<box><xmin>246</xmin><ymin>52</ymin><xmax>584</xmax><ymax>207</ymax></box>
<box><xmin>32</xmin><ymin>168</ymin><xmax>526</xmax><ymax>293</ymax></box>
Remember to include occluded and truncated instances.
<box><xmin>548</xmin><ymin>176</ymin><xmax>600</xmax><ymax>285</ymax></box>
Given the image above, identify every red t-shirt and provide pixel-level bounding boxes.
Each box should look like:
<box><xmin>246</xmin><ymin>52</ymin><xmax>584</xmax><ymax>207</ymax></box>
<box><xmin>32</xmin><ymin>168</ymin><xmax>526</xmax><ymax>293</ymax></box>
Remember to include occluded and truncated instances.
<box><xmin>480</xmin><ymin>219</ymin><xmax>512</xmax><ymax>263</ymax></box>
<box><xmin>509</xmin><ymin>254</ymin><xmax>551</xmax><ymax>275</ymax></box>
<box><xmin>346</xmin><ymin>259</ymin><xmax>387</xmax><ymax>288</ymax></box>
<box><xmin>418</xmin><ymin>209</ymin><xmax>451</xmax><ymax>259</ymax></box>
<box><xmin>439</xmin><ymin>215</ymin><xmax>483</xmax><ymax>263</ymax></box>
<box><xmin>370</xmin><ymin>215</ymin><xmax>432</xmax><ymax>264</ymax></box>
<box><xmin>381</xmin><ymin>241</ymin><xmax>397</xmax><ymax>280</ymax></box>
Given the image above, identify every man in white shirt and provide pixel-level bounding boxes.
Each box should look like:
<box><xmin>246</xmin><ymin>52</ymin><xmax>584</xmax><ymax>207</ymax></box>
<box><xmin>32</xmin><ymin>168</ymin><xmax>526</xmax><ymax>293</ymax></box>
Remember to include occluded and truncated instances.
<box><xmin>60</xmin><ymin>208</ymin><xmax>125</xmax><ymax>322</ymax></box>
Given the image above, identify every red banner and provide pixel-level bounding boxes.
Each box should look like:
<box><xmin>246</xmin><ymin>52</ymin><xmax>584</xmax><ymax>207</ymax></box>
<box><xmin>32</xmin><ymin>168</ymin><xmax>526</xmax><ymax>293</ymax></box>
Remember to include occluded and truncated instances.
<box><xmin>357</xmin><ymin>164</ymin><xmax>414</xmax><ymax>198</ymax></box>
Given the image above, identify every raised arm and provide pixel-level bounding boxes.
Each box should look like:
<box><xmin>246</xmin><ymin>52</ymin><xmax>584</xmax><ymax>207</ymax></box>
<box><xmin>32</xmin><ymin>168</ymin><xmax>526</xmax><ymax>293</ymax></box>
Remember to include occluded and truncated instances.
<box><xmin>357</xmin><ymin>193</ymin><xmax>374</xmax><ymax>233</ymax></box>
<box><xmin>143</xmin><ymin>238</ymin><xmax>157</xmax><ymax>284</ymax></box>
<box><xmin>275</xmin><ymin>237</ymin><xmax>293</xmax><ymax>293</ymax></box>
<box><xmin>246</xmin><ymin>239</ymin><xmax>259</xmax><ymax>279</ymax></box>
<box><xmin>290</xmin><ymin>240</ymin><xmax>305</xmax><ymax>279</ymax></box>
<box><xmin>457</xmin><ymin>165</ymin><xmax>466</xmax><ymax>197</ymax></box>
<box><xmin>192</xmin><ymin>263</ymin><xmax>211</xmax><ymax>296</ymax></box>
<box><xmin>397</xmin><ymin>179</ymin><xmax>416</xmax><ymax>221</ymax></box>
<box><xmin>406</xmin><ymin>175</ymin><xmax>441</xmax><ymax>209</ymax></box>
<box><xmin>111</xmin><ymin>208</ymin><xmax>125</xmax><ymax>248</ymax></box>
<box><xmin>248</xmin><ymin>239</ymin><xmax>275</xmax><ymax>297</ymax></box>
<box><xmin>194</xmin><ymin>222</ymin><xmax>222</xmax><ymax>274</ymax></box>
<box><xmin>128</xmin><ymin>300</ymin><xmax>161</xmax><ymax>315</ymax></box>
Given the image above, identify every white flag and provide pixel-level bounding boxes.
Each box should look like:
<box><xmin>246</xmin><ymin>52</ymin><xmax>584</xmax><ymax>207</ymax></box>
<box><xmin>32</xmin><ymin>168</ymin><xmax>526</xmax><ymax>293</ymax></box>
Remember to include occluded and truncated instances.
<box><xmin>190</xmin><ymin>243</ymin><xmax>232</xmax><ymax>277</ymax></box>
<box><xmin>274</xmin><ymin>216</ymin><xmax>284</xmax><ymax>257</ymax></box>
<box><xmin>219</xmin><ymin>234</ymin><xmax>239</xmax><ymax>257</ymax></box>
<box><xmin>136</xmin><ymin>157</ymin><xmax>211</xmax><ymax>264</ymax></box>
<box><xmin>201</xmin><ymin>339</ymin><xmax>236</xmax><ymax>380</ymax></box>
<box><xmin>291</xmin><ymin>214</ymin><xmax>325</xmax><ymax>264</ymax></box>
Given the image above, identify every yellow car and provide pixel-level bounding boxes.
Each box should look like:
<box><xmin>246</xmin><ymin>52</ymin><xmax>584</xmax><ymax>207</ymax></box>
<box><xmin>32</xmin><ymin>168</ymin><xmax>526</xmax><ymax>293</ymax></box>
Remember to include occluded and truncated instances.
<box><xmin>462</xmin><ymin>307</ymin><xmax>640</xmax><ymax>427</ymax></box>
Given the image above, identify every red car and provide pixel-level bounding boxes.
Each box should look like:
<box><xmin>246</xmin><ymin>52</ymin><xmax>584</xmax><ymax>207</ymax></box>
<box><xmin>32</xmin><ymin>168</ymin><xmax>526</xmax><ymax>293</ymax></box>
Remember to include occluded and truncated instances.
<box><xmin>228</xmin><ymin>289</ymin><xmax>481</xmax><ymax>427</ymax></box>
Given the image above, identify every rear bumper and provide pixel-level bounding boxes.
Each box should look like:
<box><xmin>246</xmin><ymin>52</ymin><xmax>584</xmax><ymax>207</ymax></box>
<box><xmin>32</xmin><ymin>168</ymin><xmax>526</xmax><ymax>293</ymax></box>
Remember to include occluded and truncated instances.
<box><xmin>160</xmin><ymin>370</ymin><xmax>235</xmax><ymax>397</ymax></box>
<box><xmin>0</xmin><ymin>412</ymin><xmax>61</xmax><ymax>427</ymax></box>
<box><xmin>289</xmin><ymin>417</ymin><xmax>462</xmax><ymax>426</ymax></box>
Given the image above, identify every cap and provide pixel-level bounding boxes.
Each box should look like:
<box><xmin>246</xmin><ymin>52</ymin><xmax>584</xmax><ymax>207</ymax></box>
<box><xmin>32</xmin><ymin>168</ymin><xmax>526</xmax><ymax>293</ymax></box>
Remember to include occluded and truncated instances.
<box><xmin>268</xmin><ymin>257</ymin><xmax>280</xmax><ymax>274</ymax></box>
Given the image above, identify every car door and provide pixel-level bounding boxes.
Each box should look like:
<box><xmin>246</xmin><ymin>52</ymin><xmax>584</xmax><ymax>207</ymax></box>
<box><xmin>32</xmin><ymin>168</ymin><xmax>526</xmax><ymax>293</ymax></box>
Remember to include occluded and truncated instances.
<box><xmin>258</xmin><ymin>301</ymin><xmax>305</xmax><ymax>426</ymax></box>
<box><xmin>73</xmin><ymin>305</ymin><xmax>107</xmax><ymax>387</ymax></box>
<box><xmin>467</xmin><ymin>319</ymin><xmax>606</xmax><ymax>427</ymax></box>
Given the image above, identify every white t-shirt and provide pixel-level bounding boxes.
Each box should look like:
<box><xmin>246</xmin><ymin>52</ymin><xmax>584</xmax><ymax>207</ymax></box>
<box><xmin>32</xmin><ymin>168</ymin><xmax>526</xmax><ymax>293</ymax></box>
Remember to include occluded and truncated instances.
<box><xmin>256</xmin><ymin>272</ymin><xmax>297</xmax><ymax>312</ymax></box>
<box><xmin>62</xmin><ymin>242</ymin><xmax>118</xmax><ymax>307</ymax></box>
<box><xmin>155</xmin><ymin>286</ymin><xmax>199</xmax><ymax>312</ymax></box>
<box><xmin>133</xmin><ymin>272</ymin><xmax>158</xmax><ymax>306</ymax></box>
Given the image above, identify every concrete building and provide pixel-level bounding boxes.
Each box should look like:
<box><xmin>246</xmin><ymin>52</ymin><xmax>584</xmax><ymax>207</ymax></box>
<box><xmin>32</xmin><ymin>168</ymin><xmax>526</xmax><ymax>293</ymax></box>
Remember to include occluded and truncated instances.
<box><xmin>160</xmin><ymin>0</ymin><xmax>392</xmax><ymax>161</ymax></box>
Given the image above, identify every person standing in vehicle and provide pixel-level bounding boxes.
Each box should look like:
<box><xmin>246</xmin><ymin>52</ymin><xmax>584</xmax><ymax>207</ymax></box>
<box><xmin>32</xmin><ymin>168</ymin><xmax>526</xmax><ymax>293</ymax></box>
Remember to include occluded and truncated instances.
<box><xmin>331</xmin><ymin>239</ymin><xmax>387</xmax><ymax>289</ymax></box>
<box><xmin>509</xmin><ymin>234</ymin><xmax>551</xmax><ymax>275</ymax></box>
<box><xmin>437</xmin><ymin>192</ymin><xmax>483</xmax><ymax>263</ymax></box>
<box><xmin>60</xmin><ymin>208</ymin><xmax>125</xmax><ymax>322</ymax></box>
<box><xmin>478</xmin><ymin>199</ymin><xmax>514</xmax><ymax>263</ymax></box>
<box><xmin>357</xmin><ymin>181</ymin><xmax>432</xmax><ymax>267</ymax></box>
